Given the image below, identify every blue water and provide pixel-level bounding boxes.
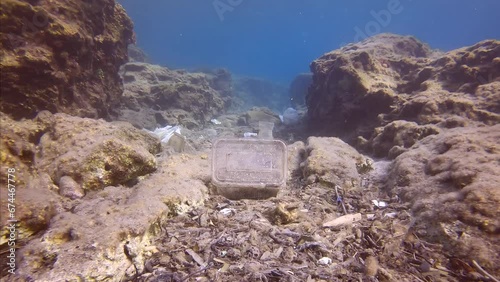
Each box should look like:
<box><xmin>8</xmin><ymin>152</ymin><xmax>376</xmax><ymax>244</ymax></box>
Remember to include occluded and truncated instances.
<box><xmin>118</xmin><ymin>0</ymin><xmax>500</xmax><ymax>84</ymax></box>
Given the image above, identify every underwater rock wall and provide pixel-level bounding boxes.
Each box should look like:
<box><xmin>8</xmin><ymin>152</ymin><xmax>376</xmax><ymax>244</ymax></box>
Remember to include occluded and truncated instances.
<box><xmin>116</xmin><ymin>62</ymin><xmax>232</xmax><ymax>130</ymax></box>
<box><xmin>307</xmin><ymin>33</ymin><xmax>500</xmax><ymax>153</ymax></box>
<box><xmin>0</xmin><ymin>0</ymin><xmax>134</xmax><ymax>120</ymax></box>
<box><xmin>307</xmin><ymin>33</ymin><xmax>500</xmax><ymax>276</ymax></box>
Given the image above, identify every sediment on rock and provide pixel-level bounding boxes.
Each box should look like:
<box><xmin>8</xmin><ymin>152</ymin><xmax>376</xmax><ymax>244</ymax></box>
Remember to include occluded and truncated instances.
<box><xmin>0</xmin><ymin>0</ymin><xmax>134</xmax><ymax>119</ymax></box>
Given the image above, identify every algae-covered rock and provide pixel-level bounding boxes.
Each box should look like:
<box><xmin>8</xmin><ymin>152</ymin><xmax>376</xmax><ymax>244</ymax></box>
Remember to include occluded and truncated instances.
<box><xmin>387</xmin><ymin>124</ymin><xmax>500</xmax><ymax>275</ymax></box>
<box><xmin>302</xmin><ymin>137</ymin><xmax>373</xmax><ymax>188</ymax></box>
<box><xmin>241</xmin><ymin>107</ymin><xmax>281</xmax><ymax>129</ymax></box>
<box><xmin>370</xmin><ymin>120</ymin><xmax>440</xmax><ymax>158</ymax></box>
<box><xmin>0</xmin><ymin>112</ymin><xmax>48</xmax><ymax>183</ymax></box>
<box><xmin>0</xmin><ymin>0</ymin><xmax>134</xmax><ymax>120</ymax></box>
<box><xmin>36</xmin><ymin>113</ymin><xmax>161</xmax><ymax>191</ymax></box>
<box><xmin>307</xmin><ymin>34</ymin><xmax>499</xmax><ymax>153</ymax></box>
<box><xmin>116</xmin><ymin>62</ymin><xmax>231</xmax><ymax>129</ymax></box>
<box><xmin>15</xmin><ymin>152</ymin><xmax>211</xmax><ymax>281</ymax></box>
<box><xmin>0</xmin><ymin>173</ymin><xmax>59</xmax><ymax>247</ymax></box>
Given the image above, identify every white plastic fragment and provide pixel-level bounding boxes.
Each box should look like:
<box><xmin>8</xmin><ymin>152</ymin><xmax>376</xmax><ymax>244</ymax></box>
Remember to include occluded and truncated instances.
<box><xmin>384</xmin><ymin>212</ymin><xmax>397</xmax><ymax>218</ymax></box>
<box><xmin>317</xmin><ymin>257</ymin><xmax>332</xmax><ymax>265</ymax></box>
<box><xmin>147</xmin><ymin>125</ymin><xmax>181</xmax><ymax>143</ymax></box>
<box><xmin>211</xmin><ymin>118</ymin><xmax>222</xmax><ymax>125</ymax></box>
<box><xmin>219</xmin><ymin>208</ymin><xmax>235</xmax><ymax>216</ymax></box>
<box><xmin>243</xmin><ymin>132</ymin><xmax>258</xmax><ymax>138</ymax></box>
<box><xmin>372</xmin><ymin>200</ymin><xmax>387</xmax><ymax>208</ymax></box>
<box><xmin>323</xmin><ymin>213</ymin><xmax>362</xmax><ymax>228</ymax></box>
<box><xmin>366</xmin><ymin>214</ymin><xmax>376</xmax><ymax>220</ymax></box>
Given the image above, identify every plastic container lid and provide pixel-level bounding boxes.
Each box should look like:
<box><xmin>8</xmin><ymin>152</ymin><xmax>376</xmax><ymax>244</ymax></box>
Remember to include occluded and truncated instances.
<box><xmin>211</xmin><ymin>138</ymin><xmax>287</xmax><ymax>199</ymax></box>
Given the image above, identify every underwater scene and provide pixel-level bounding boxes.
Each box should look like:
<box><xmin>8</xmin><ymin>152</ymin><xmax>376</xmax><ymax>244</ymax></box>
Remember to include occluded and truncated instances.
<box><xmin>0</xmin><ymin>0</ymin><xmax>499</xmax><ymax>281</ymax></box>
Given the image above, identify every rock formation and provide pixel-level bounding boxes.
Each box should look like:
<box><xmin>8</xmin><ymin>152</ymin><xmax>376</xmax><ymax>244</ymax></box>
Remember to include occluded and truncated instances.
<box><xmin>1</xmin><ymin>2</ymin><xmax>499</xmax><ymax>278</ymax></box>
<box><xmin>0</xmin><ymin>0</ymin><xmax>134</xmax><ymax>120</ymax></box>
<box><xmin>127</xmin><ymin>44</ymin><xmax>149</xmax><ymax>63</ymax></box>
<box><xmin>306</xmin><ymin>33</ymin><xmax>500</xmax><ymax>277</ymax></box>
<box><xmin>116</xmin><ymin>62</ymin><xmax>232</xmax><ymax>129</ymax></box>
<box><xmin>289</xmin><ymin>72</ymin><xmax>313</xmax><ymax>108</ymax></box>
<box><xmin>307</xmin><ymin>34</ymin><xmax>499</xmax><ymax>154</ymax></box>
<box><xmin>386</xmin><ymin>124</ymin><xmax>500</xmax><ymax>273</ymax></box>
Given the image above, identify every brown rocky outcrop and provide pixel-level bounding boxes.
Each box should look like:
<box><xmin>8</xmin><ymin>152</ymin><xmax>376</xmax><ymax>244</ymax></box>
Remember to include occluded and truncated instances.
<box><xmin>0</xmin><ymin>0</ymin><xmax>134</xmax><ymax>120</ymax></box>
<box><xmin>307</xmin><ymin>34</ymin><xmax>499</xmax><ymax>156</ymax></box>
<box><xmin>35</xmin><ymin>112</ymin><xmax>161</xmax><ymax>191</ymax></box>
<box><xmin>116</xmin><ymin>62</ymin><xmax>232</xmax><ymax>129</ymax></box>
<box><xmin>306</xmin><ymin>33</ymin><xmax>500</xmax><ymax>278</ymax></box>
<box><xmin>302</xmin><ymin>137</ymin><xmax>373</xmax><ymax>188</ymax></box>
<box><xmin>0</xmin><ymin>106</ymin><xmax>225</xmax><ymax>281</ymax></box>
<box><xmin>386</xmin><ymin>124</ymin><xmax>500</xmax><ymax>275</ymax></box>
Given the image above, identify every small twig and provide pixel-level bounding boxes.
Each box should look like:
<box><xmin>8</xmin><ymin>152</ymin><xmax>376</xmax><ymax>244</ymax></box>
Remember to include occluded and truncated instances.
<box><xmin>434</xmin><ymin>265</ymin><xmax>456</xmax><ymax>275</ymax></box>
<box><xmin>181</xmin><ymin>262</ymin><xmax>213</xmax><ymax>281</ymax></box>
<box><xmin>335</xmin><ymin>185</ymin><xmax>348</xmax><ymax>215</ymax></box>
<box><xmin>410</xmin><ymin>274</ymin><xmax>426</xmax><ymax>282</ymax></box>
<box><xmin>472</xmin><ymin>260</ymin><xmax>500</xmax><ymax>282</ymax></box>
<box><xmin>365</xmin><ymin>234</ymin><xmax>379</xmax><ymax>248</ymax></box>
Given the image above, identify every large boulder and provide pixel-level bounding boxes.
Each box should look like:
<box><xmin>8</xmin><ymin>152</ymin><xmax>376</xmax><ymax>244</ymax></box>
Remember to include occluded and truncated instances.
<box><xmin>386</xmin><ymin>124</ymin><xmax>500</xmax><ymax>276</ymax></box>
<box><xmin>0</xmin><ymin>0</ymin><xmax>134</xmax><ymax>119</ymax></box>
<box><xmin>0</xmin><ymin>112</ymin><xmax>211</xmax><ymax>281</ymax></box>
<box><xmin>307</xmin><ymin>34</ymin><xmax>500</xmax><ymax>151</ymax></box>
<box><xmin>14</xmin><ymin>152</ymin><xmax>211</xmax><ymax>281</ymax></box>
<box><xmin>305</xmin><ymin>35</ymin><xmax>500</xmax><ymax>278</ymax></box>
<box><xmin>239</xmin><ymin>107</ymin><xmax>281</xmax><ymax>129</ymax></box>
<box><xmin>116</xmin><ymin>62</ymin><xmax>231</xmax><ymax>129</ymax></box>
<box><xmin>302</xmin><ymin>137</ymin><xmax>373</xmax><ymax>188</ymax></box>
<box><xmin>36</xmin><ymin>113</ymin><xmax>161</xmax><ymax>191</ymax></box>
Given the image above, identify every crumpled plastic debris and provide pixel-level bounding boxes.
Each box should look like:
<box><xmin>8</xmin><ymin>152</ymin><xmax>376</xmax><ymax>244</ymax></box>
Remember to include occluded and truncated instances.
<box><xmin>243</xmin><ymin>132</ymin><xmax>258</xmax><ymax>138</ymax></box>
<box><xmin>372</xmin><ymin>200</ymin><xmax>387</xmax><ymax>208</ymax></box>
<box><xmin>211</xmin><ymin>118</ymin><xmax>222</xmax><ymax>125</ymax></box>
<box><xmin>219</xmin><ymin>208</ymin><xmax>235</xmax><ymax>216</ymax></box>
<box><xmin>147</xmin><ymin>125</ymin><xmax>181</xmax><ymax>143</ymax></box>
<box><xmin>384</xmin><ymin>212</ymin><xmax>397</xmax><ymax>218</ymax></box>
<box><xmin>317</xmin><ymin>257</ymin><xmax>332</xmax><ymax>265</ymax></box>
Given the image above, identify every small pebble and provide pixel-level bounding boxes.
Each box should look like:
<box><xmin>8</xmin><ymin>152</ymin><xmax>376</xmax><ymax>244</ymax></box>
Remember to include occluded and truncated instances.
<box><xmin>365</xmin><ymin>256</ymin><xmax>379</xmax><ymax>276</ymax></box>
<box><xmin>420</xmin><ymin>261</ymin><xmax>431</xmax><ymax>272</ymax></box>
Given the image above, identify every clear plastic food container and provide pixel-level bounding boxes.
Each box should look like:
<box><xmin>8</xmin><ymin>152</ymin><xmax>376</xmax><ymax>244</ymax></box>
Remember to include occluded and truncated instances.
<box><xmin>211</xmin><ymin>138</ymin><xmax>287</xmax><ymax>199</ymax></box>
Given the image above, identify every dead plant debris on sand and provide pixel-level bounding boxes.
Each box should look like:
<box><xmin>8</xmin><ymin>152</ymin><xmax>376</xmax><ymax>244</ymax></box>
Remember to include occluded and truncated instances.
<box><xmin>134</xmin><ymin>172</ymin><xmax>496</xmax><ymax>282</ymax></box>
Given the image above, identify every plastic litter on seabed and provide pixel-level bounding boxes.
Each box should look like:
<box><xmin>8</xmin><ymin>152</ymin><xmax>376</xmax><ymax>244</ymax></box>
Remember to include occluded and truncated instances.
<box><xmin>317</xmin><ymin>257</ymin><xmax>332</xmax><ymax>265</ymax></box>
<box><xmin>210</xmin><ymin>118</ymin><xmax>222</xmax><ymax>125</ymax></box>
<box><xmin>372</xmin><ymin>200</ymin><xmax>387</xmax><ymax>208</ymax></box>
<box><xmin>243</xmin><ymin>132</ymin><xmax>258</xmax><ymax>138</ymax></box>
<box><xmin>147</xmin><ymin>125</ymin><xmax>181</xmax><ymax>143</ymax></box>
<box><xmin>211</xmin><ymin>138</ymin><xmax>287</xmax><ymax>200</ymax></box>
